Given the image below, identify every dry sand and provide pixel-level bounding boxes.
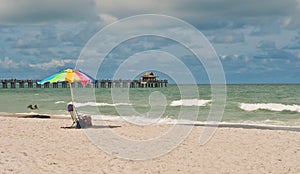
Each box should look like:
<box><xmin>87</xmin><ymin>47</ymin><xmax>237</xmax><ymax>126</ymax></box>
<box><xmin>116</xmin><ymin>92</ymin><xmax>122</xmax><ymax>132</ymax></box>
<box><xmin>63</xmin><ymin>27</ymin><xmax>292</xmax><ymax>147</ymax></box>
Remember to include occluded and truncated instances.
<box><xmin>0</xmin><ymin>115</ymin><xmax>300</xmax><ymax>174</ymax></box>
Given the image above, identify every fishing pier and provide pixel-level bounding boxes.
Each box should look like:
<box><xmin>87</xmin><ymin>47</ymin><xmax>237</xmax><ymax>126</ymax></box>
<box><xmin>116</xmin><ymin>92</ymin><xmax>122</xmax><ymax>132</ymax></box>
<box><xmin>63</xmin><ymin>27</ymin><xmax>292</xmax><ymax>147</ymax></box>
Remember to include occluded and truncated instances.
<box><xmin>0</xmin><ymin>79</ymin><xmax>168</xmax><ymax>88</ymax></box>
<box><xmin>0</xmin><ymin>72</ymin><xmax>168</xmax><ymax>89</ymax></box>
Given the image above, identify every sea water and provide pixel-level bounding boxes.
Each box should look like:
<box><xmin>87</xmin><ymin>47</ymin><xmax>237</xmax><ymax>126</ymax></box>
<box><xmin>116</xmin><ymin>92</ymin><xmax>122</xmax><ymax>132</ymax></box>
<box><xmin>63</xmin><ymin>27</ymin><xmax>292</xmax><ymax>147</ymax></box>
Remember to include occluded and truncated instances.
<box><xmin>0</xmin><ymin>84</ymin><xmax>299</xmax><ymax>126</ymax></box>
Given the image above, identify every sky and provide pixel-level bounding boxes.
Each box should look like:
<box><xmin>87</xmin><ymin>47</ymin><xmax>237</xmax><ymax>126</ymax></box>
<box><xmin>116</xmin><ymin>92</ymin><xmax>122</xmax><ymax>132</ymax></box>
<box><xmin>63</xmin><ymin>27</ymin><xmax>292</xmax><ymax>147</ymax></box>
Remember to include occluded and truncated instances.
<box><xmin>0</xmin><ymin>0</ymin><xmax>300</xmax><ymax>84</ymax></box>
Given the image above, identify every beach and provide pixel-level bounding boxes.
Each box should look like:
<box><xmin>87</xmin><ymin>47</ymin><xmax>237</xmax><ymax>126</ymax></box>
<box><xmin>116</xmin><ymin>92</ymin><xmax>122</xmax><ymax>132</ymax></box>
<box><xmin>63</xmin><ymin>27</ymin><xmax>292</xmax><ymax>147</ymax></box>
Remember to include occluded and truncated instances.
<box><xmin>0</xmin><ymin>115</ymin><xmax>299</xmax><ymax>174</ymax></box>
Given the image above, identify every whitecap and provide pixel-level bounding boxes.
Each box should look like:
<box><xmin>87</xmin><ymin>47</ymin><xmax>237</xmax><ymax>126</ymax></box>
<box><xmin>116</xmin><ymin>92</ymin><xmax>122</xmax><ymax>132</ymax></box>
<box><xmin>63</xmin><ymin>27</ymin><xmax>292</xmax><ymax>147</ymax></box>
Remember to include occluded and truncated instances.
<box><xmin>74</xmin><ymin>102</ymin><xmax>132</xmax><ymax>107</ymax></box>
<box><xmin>170</xmin><ymin>99</ymin><xmax>211</xmax><ymax>106</ymax></box>
<box><xmin>55</xmin><ymin>101</ymin><xmax>66</xmax><ymax>104</ymax></box>
<box><xmin>239</xmin><ymin>103</ymin><xmax>300</xmax><ymax>113</ymax></box>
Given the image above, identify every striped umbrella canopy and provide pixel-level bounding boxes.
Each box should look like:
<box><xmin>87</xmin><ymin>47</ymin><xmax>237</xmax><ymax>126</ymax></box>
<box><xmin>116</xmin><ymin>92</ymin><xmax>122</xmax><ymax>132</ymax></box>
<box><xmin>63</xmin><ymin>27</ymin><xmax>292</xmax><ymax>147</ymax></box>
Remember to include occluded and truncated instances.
<box><xmin>38</xmin><ymin>69</ymin><xmax>94</xmax><ymax>86</ymax></box>
<box><xmin>38</xmin><ymin>69</ymin><xmax>95</xmax><ymax>111</ymax></box>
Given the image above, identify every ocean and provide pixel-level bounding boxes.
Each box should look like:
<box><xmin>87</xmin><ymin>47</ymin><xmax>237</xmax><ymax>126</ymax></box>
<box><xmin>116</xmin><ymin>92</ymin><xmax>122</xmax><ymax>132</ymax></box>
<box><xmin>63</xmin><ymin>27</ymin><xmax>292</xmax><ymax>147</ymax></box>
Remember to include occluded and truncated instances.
<box><xmin>0</xmin><ymin>84</ymin><xmax>300</xmax><ymax>126</ymax></box>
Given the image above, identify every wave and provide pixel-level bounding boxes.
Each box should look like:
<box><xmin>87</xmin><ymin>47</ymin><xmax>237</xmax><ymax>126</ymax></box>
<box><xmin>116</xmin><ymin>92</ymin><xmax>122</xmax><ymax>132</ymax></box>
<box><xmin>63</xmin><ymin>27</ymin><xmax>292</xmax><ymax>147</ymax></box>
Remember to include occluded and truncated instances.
<box><xmin>55</xmin><ymin>101</ymin><xmax>66</xmax><ymax>104</ymax></box>
<box><xmin>1</xmin><ymin>111</ymin><xmax>299</xmax><ymax>128</ymax></box>
<box><xmin>89</xmin><ymin>115</ymin><xmax>300</xmax><ymax>131</ymax></box>
<box><xmin>239</xmin><ymin>103</ymin><xmax>300</xmax><ymax>113</ymax></box>
<box><xmin>91</xmin><ymin>114</ymin><xmax>203</xmax><ymax>124</ymax></box>
<box><xmin>74</xmin><ymin>99</ymin><xmax>211</xmax><ymax>108</ymax></box>
<box><xmin>74</xmin><ymin>102</ymin><xmax>132</xmax><ymax>108</ymax></box>
<box><xmin>170</xmin><ymin>99</ymin><xmax>211</xmax><ymax>106</ymax></box>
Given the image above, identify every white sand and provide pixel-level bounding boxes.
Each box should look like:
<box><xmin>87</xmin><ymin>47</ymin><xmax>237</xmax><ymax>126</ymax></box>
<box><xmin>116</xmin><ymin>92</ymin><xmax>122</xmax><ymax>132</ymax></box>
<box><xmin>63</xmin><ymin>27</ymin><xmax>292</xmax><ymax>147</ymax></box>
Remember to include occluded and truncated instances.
<box><xmin>0</xmin><ymin>116</ymin><xmax>300</xmax><ymax>174</ymax></box>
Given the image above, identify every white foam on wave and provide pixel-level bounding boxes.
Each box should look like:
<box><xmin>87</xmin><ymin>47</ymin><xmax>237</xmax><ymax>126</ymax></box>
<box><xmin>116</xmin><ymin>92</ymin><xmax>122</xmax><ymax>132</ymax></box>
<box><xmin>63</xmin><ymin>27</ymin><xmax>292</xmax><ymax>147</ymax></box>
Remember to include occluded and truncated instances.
<box><xmin>4</xmin><ymin>111</ymin><xmax>298</xmax><ymax>127</ymax></box>
<box><xmin>90</xmin><ymin>114</ymin><xmax>300</xmax><ymax>127</ymax></box>
<box><xmin>72</xmin><ymin>99</ymin><xmax>211</xmax><ymax>108</ymax></box>
<box><xmin>240</xmin><ymin>103</ymin><xmax>300</xmax><ymax>112</ymax></box>
<box><xmin>55</xmin><ymin>101</ymin><xmax>65</xmax><ymax>104</ymax></box>
<box><xmin>74</xmin><ymin>102</ymin><xmax>132</xmax><ymax>107</ymax></box>
<box><xmin>15</xmin><ymin>112</ymin><xmax>39</xmax><ymax>115</ymax></box>
<box><xmin>170</xmin><ymin>99</ymin><xmax>211</xmax><ymax>106</ymax></box>
<box><xmin>91</xmin><ymin>114</ymin><xmax>201</xmax><ymax>125</ymax></box>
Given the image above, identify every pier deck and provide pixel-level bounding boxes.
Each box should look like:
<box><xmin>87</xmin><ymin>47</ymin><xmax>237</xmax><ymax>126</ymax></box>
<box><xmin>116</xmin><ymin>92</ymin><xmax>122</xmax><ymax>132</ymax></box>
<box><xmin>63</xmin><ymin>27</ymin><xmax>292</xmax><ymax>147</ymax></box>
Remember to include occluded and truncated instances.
<box><xmin>0</xmin><ymin>79</ymin><xmax>168</xmax><ymax>89</ymax></box>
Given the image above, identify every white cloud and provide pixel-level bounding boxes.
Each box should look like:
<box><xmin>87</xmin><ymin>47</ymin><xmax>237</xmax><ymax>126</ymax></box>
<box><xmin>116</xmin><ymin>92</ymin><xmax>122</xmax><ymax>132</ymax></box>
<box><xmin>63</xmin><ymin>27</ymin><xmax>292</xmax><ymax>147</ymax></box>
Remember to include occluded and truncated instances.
<box><xmin>98</xmin><ymin>14</ymin><xmax>118</xmax><ymax>24</ymax></box>
<box><xmin>212</xmin><ymin>32</ymin><xmax>245</xmax><ymax>44</ymax></box>
<box><xmin>283</xmin><ymin>16</ymin><xmax>292</xmax><ymax>26</ymax></box>
<box><xmin>14</xmin><ymin>38</ymin><xmax>28</xmax><ymax>48</ymax></box>
<box><xmin>219</xmin><ymin>54</ymin><xmax>227</xmax><ymax>60</ymax></box>
<box><xmin>29</xmin><ymin>59</ymin><xmax>74</xmax><ymax>70</ymax></box>
<box><xmin>257</xmin><ymin>40</ymin><xmax>276</xmax><ymax>49</ymax></box>
<box><xmin>0</xmin><ymin>57</ymin><xmax>20</xmax><ymax>68</ymax></box>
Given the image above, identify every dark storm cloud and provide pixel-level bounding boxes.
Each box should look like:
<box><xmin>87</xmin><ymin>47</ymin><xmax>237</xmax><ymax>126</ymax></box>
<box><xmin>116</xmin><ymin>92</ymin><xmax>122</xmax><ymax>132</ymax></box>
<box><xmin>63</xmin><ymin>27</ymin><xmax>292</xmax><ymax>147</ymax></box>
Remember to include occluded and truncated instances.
<box><xmin>95</xmin><ymin>0</ymin><xmax>299</xmax><ymax>29</ymax></box>
<box><xmin>0</xmin><ymin>0</ymin><xmax>98</xmax><ymax>24</ymax></box>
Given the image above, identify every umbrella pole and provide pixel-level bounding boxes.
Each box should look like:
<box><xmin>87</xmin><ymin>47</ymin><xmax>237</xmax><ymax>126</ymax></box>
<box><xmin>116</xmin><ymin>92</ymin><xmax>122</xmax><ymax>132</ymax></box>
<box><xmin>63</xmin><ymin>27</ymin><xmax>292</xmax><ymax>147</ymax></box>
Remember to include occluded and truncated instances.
<box><xmin>69</xmin><ymin>82</ymin><xmax>75</xmax><ymax>107</ymax></box>
<box><xmin>69</xmin><ymin>82</ymin><xmax>78</xmax><ymax>127</ymax></box>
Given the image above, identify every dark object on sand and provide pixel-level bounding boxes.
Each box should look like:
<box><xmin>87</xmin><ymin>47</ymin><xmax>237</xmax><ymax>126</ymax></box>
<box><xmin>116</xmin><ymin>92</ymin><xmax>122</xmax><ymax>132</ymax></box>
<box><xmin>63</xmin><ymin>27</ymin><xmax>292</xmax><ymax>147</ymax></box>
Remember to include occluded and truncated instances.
<box><xmin>19</xmin><ymin>115</ymin><xmax>50</xmax><ymax>119</ymax></box>
<box><xmin>27</xmin><ymin>104</ymin><xmax>38</xmax><ymax>110</ymax></box>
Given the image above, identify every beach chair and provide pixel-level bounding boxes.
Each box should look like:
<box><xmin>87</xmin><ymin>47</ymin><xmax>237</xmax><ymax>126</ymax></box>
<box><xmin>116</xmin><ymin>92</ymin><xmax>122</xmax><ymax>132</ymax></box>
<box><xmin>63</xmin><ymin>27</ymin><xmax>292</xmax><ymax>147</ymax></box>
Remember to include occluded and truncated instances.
<box><xmin>68</xmin><ymin>104</ymin><xmax>92</xmax><ymax>128</ymax></box>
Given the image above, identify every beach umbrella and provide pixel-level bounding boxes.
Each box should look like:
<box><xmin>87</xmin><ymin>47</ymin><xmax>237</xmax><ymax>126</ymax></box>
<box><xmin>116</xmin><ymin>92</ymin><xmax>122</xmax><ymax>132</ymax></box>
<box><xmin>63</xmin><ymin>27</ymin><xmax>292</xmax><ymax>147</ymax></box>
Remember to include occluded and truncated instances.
<box><xmin>38</xmin><ymin>69</ymin><xmax>95</xmax><ymax>107</ymax></box>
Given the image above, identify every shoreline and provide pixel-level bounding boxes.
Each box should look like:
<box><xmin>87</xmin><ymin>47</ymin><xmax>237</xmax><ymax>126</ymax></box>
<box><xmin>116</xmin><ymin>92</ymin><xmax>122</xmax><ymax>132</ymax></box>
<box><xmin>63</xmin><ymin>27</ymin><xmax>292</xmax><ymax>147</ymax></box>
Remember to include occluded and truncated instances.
<box><xmin>0</xmin><ymin>112</ymin><xmax>69</xmax><ymax>120</ymax></box>
<box><xmin>1</xmin><ymin>112</ymin><xmax>300</xmax><ymax>132</ymax></box>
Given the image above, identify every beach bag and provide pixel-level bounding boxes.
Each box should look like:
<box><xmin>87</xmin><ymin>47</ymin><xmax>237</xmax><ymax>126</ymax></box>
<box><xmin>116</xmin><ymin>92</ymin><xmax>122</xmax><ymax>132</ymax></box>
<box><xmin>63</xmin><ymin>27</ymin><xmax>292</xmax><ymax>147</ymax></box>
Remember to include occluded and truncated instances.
<box><xmin>67</xmin><ymin>104</ymin><xmax>74</xmax><ymax>112</ymax></box>
<box><xmin>77</xmin><ymin>115</ymin><xmax>92</xmax><ymax>128</ymax></box>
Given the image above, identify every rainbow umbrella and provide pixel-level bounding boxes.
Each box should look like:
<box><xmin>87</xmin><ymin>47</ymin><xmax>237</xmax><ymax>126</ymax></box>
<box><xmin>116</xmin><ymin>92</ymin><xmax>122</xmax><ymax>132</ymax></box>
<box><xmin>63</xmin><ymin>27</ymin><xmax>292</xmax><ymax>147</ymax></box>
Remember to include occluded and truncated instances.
<box><xmin>38</xmin><ymin>69</ymin><xmax>95</xmax><ymax>107</ymax></box>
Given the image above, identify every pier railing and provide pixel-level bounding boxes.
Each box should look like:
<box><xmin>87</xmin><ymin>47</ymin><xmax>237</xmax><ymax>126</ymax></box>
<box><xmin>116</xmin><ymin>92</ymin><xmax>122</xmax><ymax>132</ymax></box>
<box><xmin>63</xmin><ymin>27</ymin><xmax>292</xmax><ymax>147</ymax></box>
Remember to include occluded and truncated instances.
<box><xmin>0</xmin><ymin>79</ymin><xmax>168</xmax><ymax>88</ymax></box>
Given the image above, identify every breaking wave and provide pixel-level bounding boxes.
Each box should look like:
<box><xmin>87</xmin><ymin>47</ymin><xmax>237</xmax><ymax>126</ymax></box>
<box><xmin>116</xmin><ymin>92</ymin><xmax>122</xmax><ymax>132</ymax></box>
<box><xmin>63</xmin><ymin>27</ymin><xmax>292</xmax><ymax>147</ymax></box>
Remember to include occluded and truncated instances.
<box><xmin>74</xmin><ymin>102</ymin><xmax>132</xmax><ymax>107</ymax></box>
<box><xmin>55</xmin><ymin>101</ymin><xmax>65</xmax><ymax>104</ymax></box>
<box><xmin>74</xmin><ymin>99</ymin><xmax>211</xmax><ymax>108</ymax></box>
<box><xmin>170</xmin><ymin>99</ymin><xmax>211</xmax><ymax>106</ymax></box>
<box><xmin>239</xmin><ymin>103</ymin><xmax>300</xmax><ymax>113</ymax></box>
